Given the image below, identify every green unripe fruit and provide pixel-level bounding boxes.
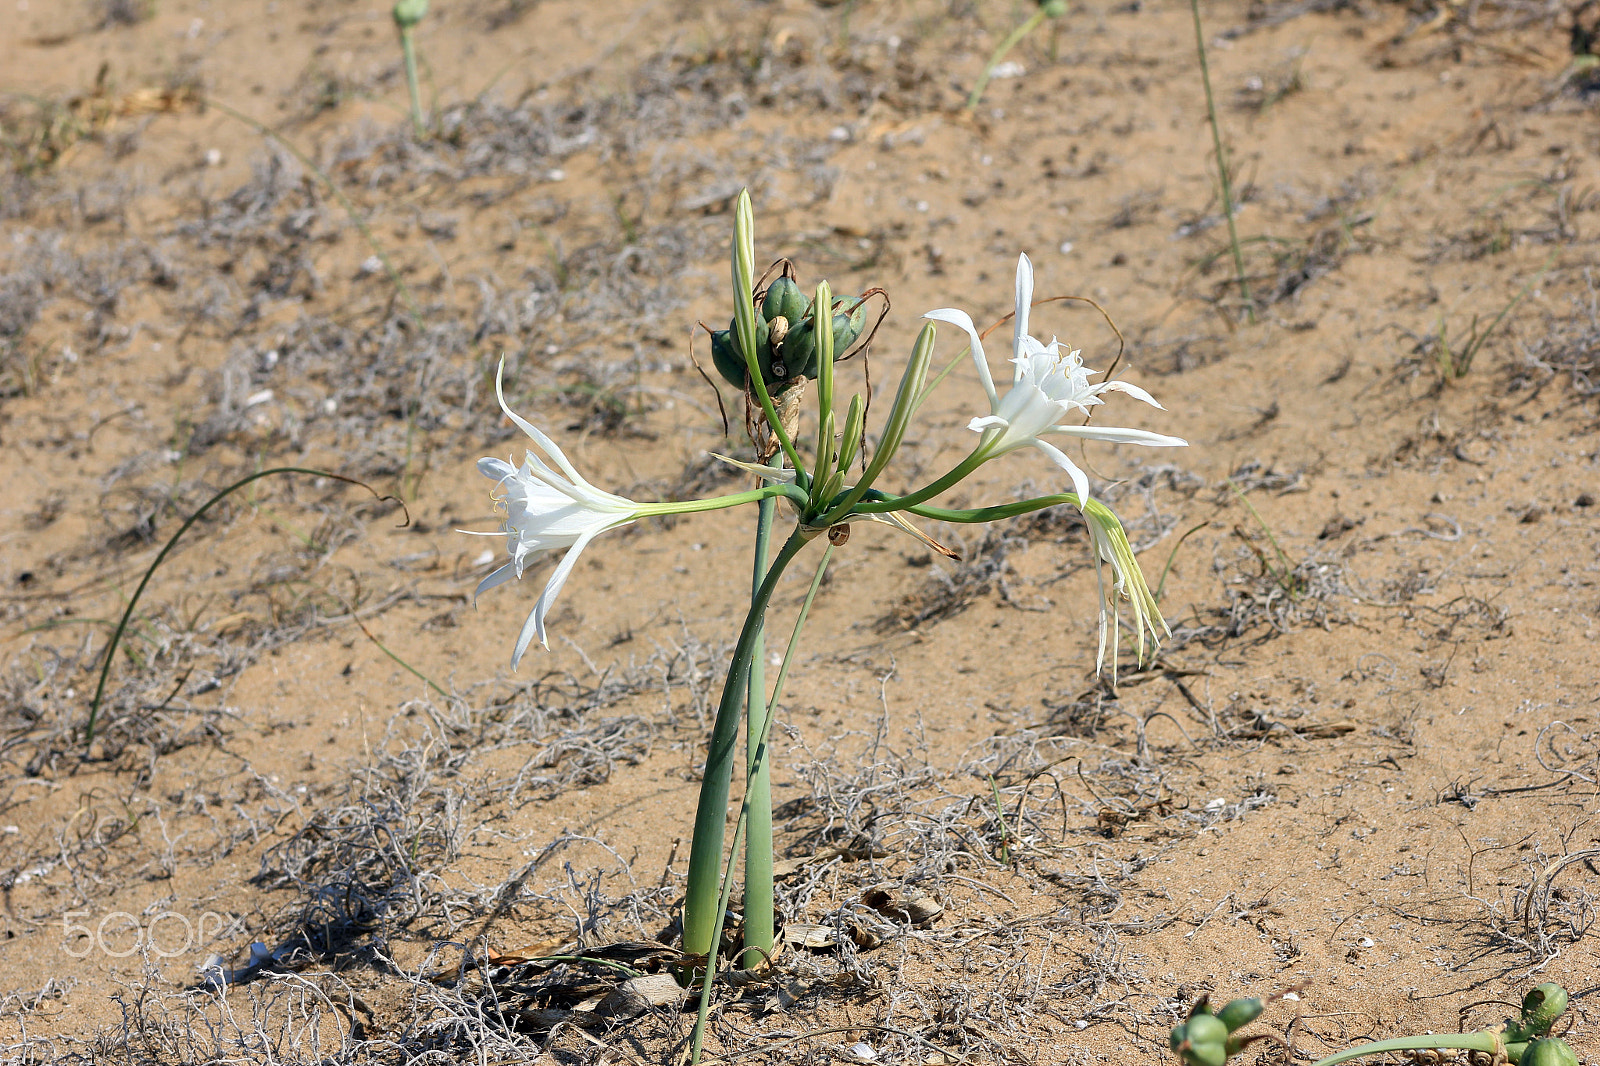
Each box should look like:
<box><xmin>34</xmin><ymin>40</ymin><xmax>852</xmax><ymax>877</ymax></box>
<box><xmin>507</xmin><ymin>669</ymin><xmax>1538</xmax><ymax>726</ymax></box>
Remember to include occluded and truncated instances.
<box><xmin>761</xmin><ymin>276</ymin><xmax>810</xmax><ymax>328</ymax></box>
<box><xmin>1176</xmin><ymin>1012</ymin><xmax>1229</xmax><ymax>1066</ymax></box>
<box><xmin>1216</xmin><ymin>998</ymin><xmax>1264</xmax><ymax>1033</ymax></box>
<box><xmin>778</xmin><ymin>316</ymin><xmax>818</xmax><ymax>380</ymax></box>
<box><xmin>709</xmin><ymin>329</ymin><xmax>746</xmax><ymax>388</ymax></box>
<box><xmin>393</xmin><ymin>0</ymin><xmax>428</xmax><ymax>28</ymax></box>
<box><xmin>831</xmin><ymin>296</ymin><xmax>869</xmax><ymax>352</ymax></box>
<box><xmin>713</xmin><ymin>314</ymin><xmax>775</xmax><ymax>387</ymax></box>
<box><xmin>1519</xmin><ymin>985</ymin><xmax>1568</xmax><ymax>1038</ymax></box>
<box><xmin>1522</xmin><ymin>1040</ymin><xmax>1578</xmax><ymax>1066</ymax></box>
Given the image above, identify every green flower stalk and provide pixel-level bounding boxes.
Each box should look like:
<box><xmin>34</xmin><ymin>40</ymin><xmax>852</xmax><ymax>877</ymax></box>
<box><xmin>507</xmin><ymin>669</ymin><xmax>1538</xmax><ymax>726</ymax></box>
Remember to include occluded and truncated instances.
<box><xmin>393</xmin><ymin>0</ymin><xmax>429</xmax><ymax>137</ymax></box>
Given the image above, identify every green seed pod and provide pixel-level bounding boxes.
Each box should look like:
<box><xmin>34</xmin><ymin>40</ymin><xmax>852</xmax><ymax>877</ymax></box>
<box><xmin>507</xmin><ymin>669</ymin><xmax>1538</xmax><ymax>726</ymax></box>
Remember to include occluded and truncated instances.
<box><xmin>709</xmin><ymin>329</ymin><xmax>744</xmax><ymax>388</ymax></box>
<box><xmin>1170</xmin><ymin>1022</ymin><xmax>1190</xmax><ymax>1055</ymax></box>
<box><xmin>1178</xmin><ymin>1012</ymin><xmax>1229</xmax><ymax>1066</ymax></box>
<box><xmin>830</xmin><ymin>296</ymin><xmax>869</xmax><ymax>354</ymax></box>
<box><xmin>779</xmin><ymin>316</ymin><xmax>818</xmax><ymax>380</ymax></box>
<box><xmin>393</xmin><ymin>0</ymin><xmax>429</xmax><ymax>28</ymax></box>
<box><xmin>1216</xmin><ymin>998</ymin><xmax>1264</xmax><ymax>1033</ymax></box>
<box><xmin>1522</xmin><ymin>1040</ymin><xmax>1578</xmax><ymax>1066</ymax></box>
<box><xmin>1519</xmin><ymin>984</ymin><xmax>1568</xmax><ymax>1039</ymax></box>
<box><xmin>761</xmin><ymin>276</ymin><xmax>810</xmax><ymax>328</ymax></box>
<box><xmin>721</xmin><ymin>314</ymin><xmax>775</xmax><ymax>385</ymax></box>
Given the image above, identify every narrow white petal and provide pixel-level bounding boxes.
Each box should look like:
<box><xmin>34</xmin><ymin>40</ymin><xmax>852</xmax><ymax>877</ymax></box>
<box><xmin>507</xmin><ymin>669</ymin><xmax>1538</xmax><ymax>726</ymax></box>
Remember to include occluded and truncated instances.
<box><xmin>968</xmin><ymin>414</ymin><xmax>1009</xmax><ymax>433</ymax></box>
<box><xmin>1030</xmin><ymin>438</ymin><xmax>1091</xmax><ymax>510</ymax></box>
<box><xmin>494</xmin><ymin>359</ymin><xmax>591</xmax><ymax>489</ymax></box>
<box><xmin>478</xmin><ymin>456</ymin><xmax>516</xmax><ymax>481</ymax></box>
<box><xmin>1097</xmin><ymin>379</ymin><xmax>1166</xmax><ymax>409</ymax></box>
<box><xmin>1013</xmin><ymin>253</ymin><xmax>1034</xmax><ymax>377</ymax></box>
<box><xmin>923</xmin><ymin>308</ymin><xmax>999</xmax><ymax>411</ymax></box>
<box><xmin>510</xmin><ymin>526</ymin><xmax>603</xmax><ymax>667</ymax></box>
<box><xmin>1045</xmin><ymin>424</ymin><xmax>1188</xmax><ymax>448</ymax></box>
<box><xmin>473</xmin><ymin>561</ymin><xmax>518</xmax><ymax>603</ymax></box>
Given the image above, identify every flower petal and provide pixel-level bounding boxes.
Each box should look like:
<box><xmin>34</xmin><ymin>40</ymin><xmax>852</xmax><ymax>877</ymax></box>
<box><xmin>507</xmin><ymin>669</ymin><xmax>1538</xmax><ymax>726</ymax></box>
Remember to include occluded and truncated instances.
<box><xmin>478</xmin><ymin>456</ymin><xmax>516</xmax><ymax>482</ymax></box>
<box><xmin>968</xmin><ymin>414</ymin><xmax>1009</xmax><ymax>433</ymax></box>
<box><xmin>473</xmin><ymin>561</ymin><xmax>519</xmax><ymax>603</ymax></box>
<box><xmin>923</xmin><ymin>307</ymin><xmax>998</xmax><ymax>411</ymax></box>
<box><xmin>1030</xmin><ymin>438</ymin><xmax>1091</xmax><ymax>511</ymax></box>
<box><xmin>1097</xmin><ymin>379</ymin><xmax>1165</xmax><ymax>409</ymax></box>
<box><xmin>510</xmin><ymin>525</ymin><xmax>603</xmax><ymax>667</ymax></box>
<box><xmin>1012</xmin><ymin>253</ymin><xmax>1034</xmax><ymax>380</ymax></box>
<box><xmin>1044</xmin><ymin>424</ymin><xmax>1188</xmax><ymax>448</ymax></box>
<box><xmin>494</xmin><ymin>359</ymin><xmax>591</xmax><ymax>491</ymax></box>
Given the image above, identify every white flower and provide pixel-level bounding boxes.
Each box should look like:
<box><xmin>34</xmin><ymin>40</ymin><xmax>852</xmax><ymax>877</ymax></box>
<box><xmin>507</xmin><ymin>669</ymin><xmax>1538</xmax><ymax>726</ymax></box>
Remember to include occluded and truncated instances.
<box><xmin>924</xmin><ymin>253</ymin><xmax>1186</xmax><ymax>508</ymax></box>
<box><xmin>467</xmin><ymin>362</ymin><xmax>640</xmax><ymax>667</ymax></box>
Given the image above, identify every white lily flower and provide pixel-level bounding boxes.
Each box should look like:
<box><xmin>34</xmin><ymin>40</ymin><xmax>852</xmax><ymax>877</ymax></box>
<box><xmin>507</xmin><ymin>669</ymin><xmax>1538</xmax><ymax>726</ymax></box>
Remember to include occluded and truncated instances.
<box><xmin>924</xmin><ymin>253</ymin><xmax>1187</xmax><ymax>508</ymax></box>
<box><xmin>467</xmin><ymin>362</ymin><xmax>642</xmax><ymax>667</ymax></box>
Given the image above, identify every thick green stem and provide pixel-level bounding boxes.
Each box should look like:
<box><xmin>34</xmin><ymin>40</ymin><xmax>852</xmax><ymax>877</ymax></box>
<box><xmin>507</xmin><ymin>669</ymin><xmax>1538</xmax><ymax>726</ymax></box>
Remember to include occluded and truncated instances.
<box><xmin>400</xmin><ymin>27</ymin><xmax>426</xmax><ymax>136</ymax></box>
<box><xmin>681</xmin><ymin>528</ymin><xmax>811</xmax><ymax>965</ymax></box>
<box><xmin>741</xmin><ymin>496</ymin><xmax>777</xmax><ymax>967</ymax></box>
<box><xmin>689</xmin><ymin>544</ymin><xmax>834</xmax><ymax>1066</ymax></box>
<box><xmin>1189</xmin><ymin>0</ymin><xmax>1253</xmax><ymax>321</ymax></box>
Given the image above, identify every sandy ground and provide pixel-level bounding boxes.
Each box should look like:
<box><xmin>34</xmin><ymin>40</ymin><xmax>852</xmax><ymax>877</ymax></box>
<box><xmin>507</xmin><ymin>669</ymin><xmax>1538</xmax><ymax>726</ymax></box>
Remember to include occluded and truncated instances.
<box><xmin>3</xmin><ymin>0</ymin><xmax>1600</xmax><ymax>1062</ymax></box>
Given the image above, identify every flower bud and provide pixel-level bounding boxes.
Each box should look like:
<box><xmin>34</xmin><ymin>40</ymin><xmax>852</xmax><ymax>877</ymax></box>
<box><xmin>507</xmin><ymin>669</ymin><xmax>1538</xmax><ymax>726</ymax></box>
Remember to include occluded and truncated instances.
<box><xmin>1522</xmin><ymin>1040</ymin><xmax>1578</xmax><ymax>1066</ymax></box>
<box><xmin>393</xmin><ymin>0</ymin><xmax>428</xmax><ymax>28</ymax></box>
<box><xmin>1216</xmin><ymin>998</ymin><xmax>1264</xmax><ymax>1033</ymax></box>
<box><xmin>836</xmin><ymin>394</ymin><xmax>866</xmax><ymax>472</ymax></box>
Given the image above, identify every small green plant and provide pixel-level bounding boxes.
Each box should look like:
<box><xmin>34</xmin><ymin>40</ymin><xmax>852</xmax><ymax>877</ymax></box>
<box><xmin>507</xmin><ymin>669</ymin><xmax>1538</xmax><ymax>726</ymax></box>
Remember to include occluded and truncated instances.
<box><xmin>1172</xmin><ymin>984</ymin><xmax>1575</xmax><ymax>1066</ymax></box>
<box><xmin>1188</xmin><ymin>0</ymin><xmax>1254</xmax><ymax>322</ymax></box>
<box><xmin>85</xmin><ymin>469</ymin><xmax>402</xmax><ymax>744</ymax></box>
<box><xmin>1425</xmin><ymin>263</ymin><xmax>1547</xmax><ymax>380</ymax></box>
<box><xmin>965</xmin><ymin>0</ymin><xmax>1069</xmax><ymax>112</ymax></box>
<box><xmin>393</xmin><ymin>0</ymin><xmax>430</xmax><ymax>137</ymax></box>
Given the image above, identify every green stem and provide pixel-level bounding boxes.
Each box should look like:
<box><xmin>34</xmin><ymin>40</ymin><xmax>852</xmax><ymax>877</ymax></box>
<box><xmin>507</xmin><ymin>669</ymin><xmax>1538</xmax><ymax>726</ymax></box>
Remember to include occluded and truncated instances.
<box><xmin>86</xmin><ymin>468</ymin><xmax>397</xmax><ymax>744</ymax></box>
<box><xmin>843</xmin><ymin>447</ymin><xmax>989</xmax><ymax>517</ymax></box>
<box><xmin>965</xmin><ymin>8</ymin><xmax>1049</xmax><ymax>112</ymax></box>
<box><xmin>400</xmin><ymin>26</ymin><xmax>426</xmax><ymax>137</ymax></box>
<box><xmin>681</xmin><ymin>528</ymin><xmax>812</xmax><ymax>965</ymax></box>
<box><xmin>1189</xmin><ymin>0</ymin><xmax>1253</xmax><ymax>322</ymax></box>
<box><xmin>690</xmin><ymin>543</ymin><xmax>834</xmax><ymax>1066</ymax></box>
<box><xmin>741</xmin><ymin>497</ymin><xmax>777</xmax><ymax>967</ymax></box>
<box><xmin>637</xmin><ymin>481</ymin><xmax>807</xmax><ymax>520</ymax></box>
<box><xmin>1308</xmin><ymin>1034</ymin><xmax>1513</xmax><ymax>1066</ymax></box>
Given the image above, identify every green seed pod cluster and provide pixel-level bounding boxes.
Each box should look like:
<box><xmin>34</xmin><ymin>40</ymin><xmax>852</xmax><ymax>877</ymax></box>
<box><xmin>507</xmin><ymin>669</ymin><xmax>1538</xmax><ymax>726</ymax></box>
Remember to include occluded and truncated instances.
<box><xmin>1170</xmin><ymin>996</ymin><xmax>1269</xmax><ymax>1066</ymax></box>
<box><xmin>1171</xmin><ymin>1010</ymin><xmax>1230</xmax><ymax>1066</ymax></box>
<box><xmin>709</xmin><ymin>278</ymin><xmax>869</xmax><ymax>389</ymax></box>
